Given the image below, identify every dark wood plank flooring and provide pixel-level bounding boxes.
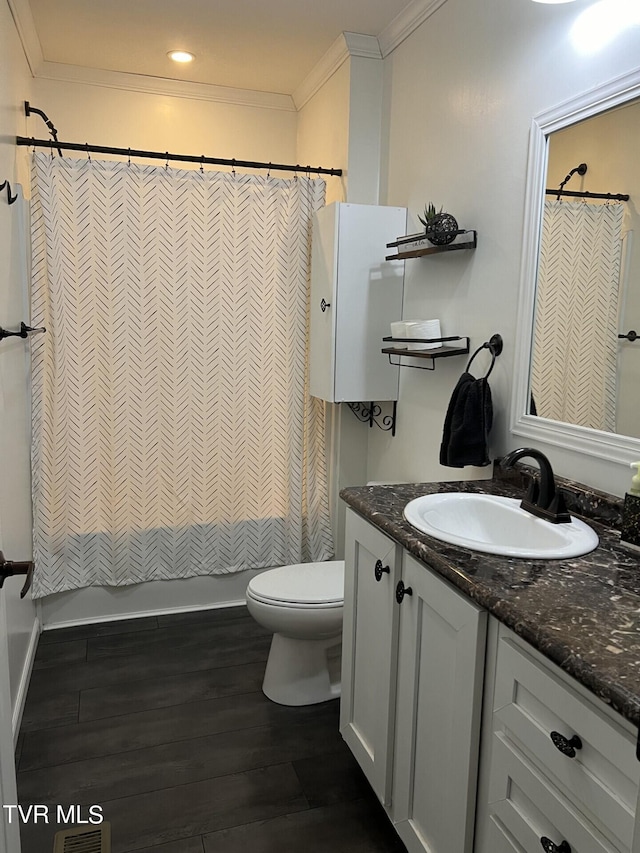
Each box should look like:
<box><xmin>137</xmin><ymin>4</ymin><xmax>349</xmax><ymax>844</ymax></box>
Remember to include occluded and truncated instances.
<box><xmin>17</xmin><ymin>606</ymin><xmax>406</xmax><ymax>853</ymax></box>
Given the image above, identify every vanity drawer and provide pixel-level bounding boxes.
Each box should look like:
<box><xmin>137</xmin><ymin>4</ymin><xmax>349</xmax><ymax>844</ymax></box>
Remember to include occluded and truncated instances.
<box><xmin>493</xmin><ymin>633</ymin><xmax>639</xmax><ymax>851</ymax></box>
<box><xmin>487</xmin><ymin>732</ymin><xmax>621</xmax><ymax>853</ymax></box>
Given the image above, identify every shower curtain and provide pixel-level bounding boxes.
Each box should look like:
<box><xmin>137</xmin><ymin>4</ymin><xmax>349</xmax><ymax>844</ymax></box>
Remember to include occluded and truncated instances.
<box><xmin>531</xmin><ymin>199</ymin><xmax>624</xmax><ymax>432</ymax></box>
<box><xmin>29</xmin><ymin>153</ymin><xmax>333</xmax><ymax>598</ymax></box>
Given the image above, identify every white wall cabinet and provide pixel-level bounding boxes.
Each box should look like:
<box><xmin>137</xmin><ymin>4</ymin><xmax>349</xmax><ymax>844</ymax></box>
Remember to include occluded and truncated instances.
<box><xmin>341</xmin><ymin>509</ymin><xmax>486</xmax><ymax>853</ymax></box>
<box><xmin>309</xmin><ymin>202</ymin><xmax>406</xmax><ymax>403</ymax></box>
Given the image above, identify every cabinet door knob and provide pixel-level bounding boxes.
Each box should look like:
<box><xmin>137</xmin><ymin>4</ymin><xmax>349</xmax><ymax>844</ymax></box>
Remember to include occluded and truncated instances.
<box><xmin>320</xmin><ymin>298</ymin><xmax>331</xmax><ymax>312</ymax></box>
<box><xmin>550</xmin><ymin>731</ymin><xmax>582</xmax><ymax>758</ymax></box>
<box><xmin>395</xmin><ymin>580</ymin><xmax>413</xmax><ymax>604</ymax></box>
<box><xmin>374</xmin><ymin>559</ymin><xmax>390</xmax><ymax>582</ymax></box>
<box><xmin>540</xmin><ymin>837</ymin><xmax>571</xmax><ymax>853</ymax></box>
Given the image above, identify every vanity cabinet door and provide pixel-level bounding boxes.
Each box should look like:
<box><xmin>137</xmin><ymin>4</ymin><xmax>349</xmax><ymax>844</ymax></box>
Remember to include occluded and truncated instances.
<box><xmin>340</xmin><ymin>508</ymin><xmax>402</xmax><ymax>805</ymax></box>
<box><xmin>392</xmin><ymin>553</ymin><xmax>487</xmax><ymax>853</ymax></box>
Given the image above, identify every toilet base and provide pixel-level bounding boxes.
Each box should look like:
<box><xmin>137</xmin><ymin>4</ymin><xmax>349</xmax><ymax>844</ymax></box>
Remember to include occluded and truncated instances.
<box><xmin>262</xmin><ymin>632</ymin><xmax>342</xmax><ymax>706</ymax></box>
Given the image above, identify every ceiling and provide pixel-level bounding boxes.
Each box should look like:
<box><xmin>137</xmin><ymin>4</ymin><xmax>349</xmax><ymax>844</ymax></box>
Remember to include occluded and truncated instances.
<box><xmin>23</xmin><ymin>0</ymin><xmax>417</xmax><ymax>96</ymax></box>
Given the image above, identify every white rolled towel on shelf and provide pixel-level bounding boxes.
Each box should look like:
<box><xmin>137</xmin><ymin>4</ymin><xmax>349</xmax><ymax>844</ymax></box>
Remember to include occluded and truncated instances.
<box><xmin>390</xmin><ymin>321</ymin><xmax>409</xmax><ymax>341</ymax></box>
<box><xmin>405</xmin><ymin>319</ymin><xmax>442</xmax><ymax>350</ymax></box>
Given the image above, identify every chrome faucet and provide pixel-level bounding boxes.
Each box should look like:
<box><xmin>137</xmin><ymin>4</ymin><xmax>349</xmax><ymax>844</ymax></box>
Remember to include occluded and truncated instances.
<box><xmin>501</xmin><ymin>447</ymin><xmax>571</xmax><ymax>524</ymax></box>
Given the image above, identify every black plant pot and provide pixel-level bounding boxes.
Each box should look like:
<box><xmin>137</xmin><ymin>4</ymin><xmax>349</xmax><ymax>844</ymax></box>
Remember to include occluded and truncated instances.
<box><xmin>426</xmin><ymin>212</ymin><xmax>458</xmax><ymax>245</ymax></box>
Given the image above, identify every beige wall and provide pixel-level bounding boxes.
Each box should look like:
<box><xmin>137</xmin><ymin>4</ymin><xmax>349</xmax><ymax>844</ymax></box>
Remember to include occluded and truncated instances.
<box><xmin>368</xmin><ymin>0</ymin><xmax>640</xmax><ymax>496</ymax></box>
<box><xmin>296</xmin><ymin>60</ymin><xmax>350</xmax><ymax>205</ymax></box>
<box><xmin>0</xmin><ymin>0</ymin><xmax>38</xmax><ymax>729</ymax></box>
<box><xmin>297</xmin><ymin>59</ymin><xmax>351</xmax><ymax>555</ymax></box>
<box><xmin>30</xmin><ymin>77</ymin><xmax>299</xmax><ymax>172</ymax></box>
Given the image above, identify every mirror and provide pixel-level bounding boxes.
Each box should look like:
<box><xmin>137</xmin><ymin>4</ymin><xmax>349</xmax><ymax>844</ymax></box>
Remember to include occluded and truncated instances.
<box><xmin>512</xmin><ymin>67</ymin><xmax>640</xmax><ymax>466</ymax></box>
<box><xmin>530</xmin><ymin>99</ymin><xmax>639</xmax><ymax>438</ymax></box>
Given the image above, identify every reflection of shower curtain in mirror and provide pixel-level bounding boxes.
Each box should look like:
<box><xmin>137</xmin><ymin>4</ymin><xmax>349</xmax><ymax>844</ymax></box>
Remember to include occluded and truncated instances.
<box><xmin>531</xmin><ymin>200</ymin><xmax>624</xmax><ymax>432</ymax></box>
<box><xmin>29</xmin><ymin>153</ymin><xmax>334</xmax><ymax>598</ymax></box>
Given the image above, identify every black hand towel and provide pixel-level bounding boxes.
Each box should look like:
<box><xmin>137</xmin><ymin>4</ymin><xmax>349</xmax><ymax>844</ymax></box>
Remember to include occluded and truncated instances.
<box><xmin>439</xmin><ymin>371</ymin><xmax>493</xmax><ymax>468</ymax></box>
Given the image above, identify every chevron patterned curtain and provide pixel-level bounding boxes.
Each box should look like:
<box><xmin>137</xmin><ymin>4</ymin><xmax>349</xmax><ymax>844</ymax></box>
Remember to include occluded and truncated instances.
<box><xmin>531</xmin><ymin>200</ymin><xmax>624</xmax><ymax>432</ymax></box>
<box><xmin>29</xmin><ymin>153</ymin><xmax>333</xmax><ymax>598</ymax></box>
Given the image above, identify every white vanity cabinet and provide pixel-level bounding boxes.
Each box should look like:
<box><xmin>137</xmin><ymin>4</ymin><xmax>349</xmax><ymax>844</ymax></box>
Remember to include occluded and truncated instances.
<box><xmin>341</xmin><ymin>509</ymin><xmax>487</xmax><ymax>853</ymax></box>
<box><xmin>309</xmin><ymin>202</ymin><xmax>406</xmax><ymax>403</ymax></box>
<box><xmin>475</xmin><ymin>621</ymin><xmax>640</xmax><ymax>853</ymax></box>
<box><xmin>342</xmin><ymin>506</ymin><xmax>640</xmax><ymax>853</ymax></box>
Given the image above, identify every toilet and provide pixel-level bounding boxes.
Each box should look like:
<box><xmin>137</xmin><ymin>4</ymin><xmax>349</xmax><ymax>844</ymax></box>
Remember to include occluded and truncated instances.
<box><xmin>245</xmin><ymin>560</ymin><xmax>344</xmax><ymax>706</ymax></box>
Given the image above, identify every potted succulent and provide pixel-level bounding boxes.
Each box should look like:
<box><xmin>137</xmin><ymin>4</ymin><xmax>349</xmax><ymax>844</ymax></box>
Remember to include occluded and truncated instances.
<box><xmin>418</xmin><ymin>203</ymin><xmax>459</xmax><ymax>245</ymax></box>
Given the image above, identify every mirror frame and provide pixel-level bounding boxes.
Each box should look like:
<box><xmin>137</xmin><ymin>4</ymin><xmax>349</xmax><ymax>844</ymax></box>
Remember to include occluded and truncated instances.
<box><xmin>511</xmin><ymin>65</ymin><xmax>640</xmax><ymax>467</ymax></box>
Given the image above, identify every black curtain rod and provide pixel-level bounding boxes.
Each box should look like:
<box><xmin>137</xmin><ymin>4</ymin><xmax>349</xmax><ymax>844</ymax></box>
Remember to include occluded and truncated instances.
<box><xmin>545</xmin><ymin>188</ymin><xmax>629</xmax><ymax>202</ymax></box>
<box><xmin>15</xmin><ymin>136</ymin><xmax>343</xmax><ymax>177</ymax></box>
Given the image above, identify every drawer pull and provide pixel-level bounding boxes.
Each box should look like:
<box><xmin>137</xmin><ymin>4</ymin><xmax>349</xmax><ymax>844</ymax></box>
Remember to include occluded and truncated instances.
<box><xmin>395</xmin><ymin>580</ymin><xmax>413</xmax><ymax>604</ymax></box>
<box><xmin>550</xmin><ymin>731</ymin><xmax>583</xmax><ymax>758</ymax></box>
<box><xmin>320</xmin><ymin>298</ymin><xmax>331</xmax><ymax>312</ymax></box>
<box><xmin>540</xmin><ymin>838</ymin><xmax>571</xmax><ymax>853</ymax></box>
<box><xmin>374</xmin><ymin>559</ymin><xmax>390</xmax><ymax>582</ymax></box>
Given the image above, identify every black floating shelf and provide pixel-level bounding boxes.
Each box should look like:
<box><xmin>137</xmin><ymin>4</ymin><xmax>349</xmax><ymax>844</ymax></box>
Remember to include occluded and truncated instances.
<box><xmin>385</xmin><ymin>230</ymin><xmax>477</xmax><ymax>261</ymax></box>
<box><xmin>382</xmin><ymin>336</ymin><xmax>470</xmax><ymax>370</ymax></box>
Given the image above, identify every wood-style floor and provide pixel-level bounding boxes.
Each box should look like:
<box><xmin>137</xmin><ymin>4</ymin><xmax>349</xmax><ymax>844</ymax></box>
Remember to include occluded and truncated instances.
<box><xmin>16</xmin><ymin>606</ymin><xmax>406</xmax><ymax>852</ymax></box>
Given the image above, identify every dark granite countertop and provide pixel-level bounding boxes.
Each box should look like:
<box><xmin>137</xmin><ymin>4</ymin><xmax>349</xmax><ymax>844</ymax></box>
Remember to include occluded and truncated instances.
<box><xmin>340</xmin><ymin>473</ymin><xmax>640</xmax><ymax>729</ymax></box>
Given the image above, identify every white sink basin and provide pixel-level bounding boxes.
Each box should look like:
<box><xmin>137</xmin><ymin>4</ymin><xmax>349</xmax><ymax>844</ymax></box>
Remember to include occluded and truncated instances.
<box><xmin>403</xmin><ymin>492</ymin><xmax>599</xmax><ymax>559</ymax></box>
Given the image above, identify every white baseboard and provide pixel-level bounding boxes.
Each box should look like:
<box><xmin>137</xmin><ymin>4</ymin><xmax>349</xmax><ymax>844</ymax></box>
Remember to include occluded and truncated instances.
<box><xmin>41</xmin><ymin>598</ymin><xmax>248</xmax><ymax>632</ymax></box>
<box><xmin>12</xmin><ymin>616</ymin><xmax>40</xmax><ymax>746</ymax></box>
<box><xmin>39</xmin><ymin>570</ymin><xmax>265</xmax><ymax>631</ymax></box>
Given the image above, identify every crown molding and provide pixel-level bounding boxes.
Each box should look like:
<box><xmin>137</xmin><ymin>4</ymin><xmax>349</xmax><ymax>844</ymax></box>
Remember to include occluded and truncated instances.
<box><xmin>293</xmin><ymin>32</ymin><xmax>381</xmax><ymax>111</ymax></box>
<box><xmin>292</xmin><ymin>0</ymin><xmax>448</xmax><ymax>112</ymax></box>
<box><xmin>378</xmin><ymin>0</ymin><xmax>449</xmax><ymax>57</ymax></box>
<box><xmin>35</xmin><ymin>62</ymin><xmax>296</xmax><ymax>111</ymax></box>
<box><xmin>7</xmin><ymin>0</ymin><xmax>443</xmax><ymax>114</ymax></box>
<box><xmin>6</xmin><ymin>0</ymin><xmax>43</xmax><ymax>75</ymax></box>
<box><xmin>343</xmin><ymin>32</ymin><xmax>383</xmax><ymax>60</ymax></box>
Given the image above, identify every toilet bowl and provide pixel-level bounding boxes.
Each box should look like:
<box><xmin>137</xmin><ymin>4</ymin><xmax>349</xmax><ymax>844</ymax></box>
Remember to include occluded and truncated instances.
<box><xmin>246</xmin><ymin>560</ymin><xmax>344</xmax><ymax>706</ymax></box>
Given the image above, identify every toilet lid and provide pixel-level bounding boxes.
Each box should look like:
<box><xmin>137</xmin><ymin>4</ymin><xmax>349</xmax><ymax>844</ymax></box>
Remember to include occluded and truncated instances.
<box><xmin>248</xmin><ymin>561</ymin><xmax>344</xmax><ymax>606</ymax></box>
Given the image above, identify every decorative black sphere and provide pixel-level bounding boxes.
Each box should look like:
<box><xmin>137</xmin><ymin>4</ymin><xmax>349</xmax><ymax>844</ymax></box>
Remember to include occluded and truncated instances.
<box><xmin>427</xmin><ymin>212</ymin><xmax>458</xmax><ymax>245</ymax></box>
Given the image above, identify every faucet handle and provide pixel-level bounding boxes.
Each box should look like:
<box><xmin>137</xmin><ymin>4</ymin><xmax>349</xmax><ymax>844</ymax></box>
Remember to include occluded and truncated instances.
<box><xmin>525</xmin><ymin>480</ymin><xmax>540</xmax><ymax>505</ymax></box>
<box><xmin>520</xmin><ymin>489</ymin><xmax>571</xmax><ymax>525</ymax></box>
<box><xmin>547</xmin><ymin>492</ymin><xmax>571</xmax><ymax>524</ymax></box>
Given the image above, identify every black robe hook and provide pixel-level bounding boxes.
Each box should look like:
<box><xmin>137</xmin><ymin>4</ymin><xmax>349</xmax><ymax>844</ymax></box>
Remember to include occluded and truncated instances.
<box><xmin>0</xmin><ymin>180</ymin><xmax>18</xmax><ymax>205</ymax></box>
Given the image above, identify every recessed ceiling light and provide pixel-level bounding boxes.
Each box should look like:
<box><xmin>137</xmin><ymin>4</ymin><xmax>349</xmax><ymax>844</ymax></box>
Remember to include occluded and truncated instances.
<box><xmin>531</xmin><ymin>0</ymin><xmax>577</xmax><ymax>3</ymax></box>
<box><xmin>168</xmin><ymin>50</ymin><xmax>195</xmax><ymax>63</ymax></box>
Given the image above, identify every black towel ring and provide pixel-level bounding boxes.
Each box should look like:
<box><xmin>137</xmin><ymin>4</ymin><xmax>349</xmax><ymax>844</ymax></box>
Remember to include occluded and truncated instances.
<box><xmin>466</xmin><ymin>333</ymin><xmax>503</xmax><ymax>379</ymax></box>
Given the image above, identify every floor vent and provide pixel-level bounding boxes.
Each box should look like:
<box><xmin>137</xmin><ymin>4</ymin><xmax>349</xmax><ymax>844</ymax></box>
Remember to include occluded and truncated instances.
<box><xmin>53</xmin><ymin>823</ymin><xmax>111</xmax><ymax>853</ymax></box>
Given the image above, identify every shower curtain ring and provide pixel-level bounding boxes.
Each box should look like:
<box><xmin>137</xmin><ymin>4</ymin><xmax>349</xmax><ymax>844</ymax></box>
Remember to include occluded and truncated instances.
<box><xmin>267</xmin><ymin>162</ymin><xmax>271</xmax><ymax>178</ymax></box>
<box><xmin>165</xmin><ymin>152</ymin><xmax>169</xmax><ymax>170</ymax></box>
<box><xmin>85</xmin><ymin>143</ymin><xmax>91</xmax><ymax>162</ymax></box>
<box><xmin>127</xmin><ymin>148</ymin><xmax>131</xmax><ymax>167</ymax></box>
<box><xmin>200</xmin><ymin>155</ymin><xmax>205</xmax><ymax>174</ymax></box>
